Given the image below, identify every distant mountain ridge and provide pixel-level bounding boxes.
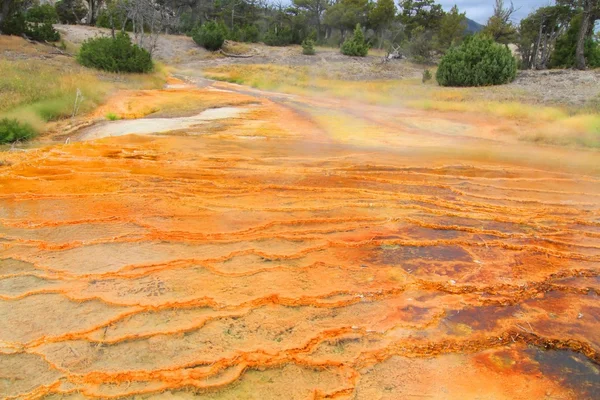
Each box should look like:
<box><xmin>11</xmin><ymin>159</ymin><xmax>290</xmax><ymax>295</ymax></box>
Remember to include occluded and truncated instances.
<box><xmin>466</xmin><ymin>18</ymin><xmax>484</xmax><ymax>33</ymax></box>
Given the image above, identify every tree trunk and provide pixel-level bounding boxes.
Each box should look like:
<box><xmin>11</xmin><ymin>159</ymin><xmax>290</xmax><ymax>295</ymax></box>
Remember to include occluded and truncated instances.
<box><xmin>110</xmin><ymin>12</ymin><xmax>115</xmax><ymax>38</ymax></box>
<box><xmin>1</xmin><ymin>0</ymin><xmax>13</xmax><ymax>29</ymax></box>
<box><xmin>575</xmin><ymin>0</ymin><xmax>592</xmax><ymax>70</ymax></box>
<box><xmin>87</xmin><ymin>0</ymin><xmax>94</xmax><ymax>25</ymax></box>
<box><xmin>316</xmin><ymin>16</ymin><xmax>321</xmax><ymax>41</ymax></box>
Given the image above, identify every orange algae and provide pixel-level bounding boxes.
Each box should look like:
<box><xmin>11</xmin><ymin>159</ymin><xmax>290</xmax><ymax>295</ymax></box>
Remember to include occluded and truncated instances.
<box><xmin>1</xmin><ymin>84</ymin><xmax>599</xmax><ymax>399</ymax></box>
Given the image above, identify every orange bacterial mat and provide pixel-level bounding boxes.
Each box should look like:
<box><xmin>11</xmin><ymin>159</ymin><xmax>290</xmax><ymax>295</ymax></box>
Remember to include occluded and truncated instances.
<box><xmin>1</xmin><ymin>85</ymin><xmax>599</xmax><ymax>399</ymax></box>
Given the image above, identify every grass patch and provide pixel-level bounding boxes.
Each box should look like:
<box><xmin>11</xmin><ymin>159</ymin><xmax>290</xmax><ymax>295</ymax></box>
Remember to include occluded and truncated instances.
<box><xmin>222</xmin><ymin>41</ymin><xmax>252</xmax><ymax>55</ymax></box>
<box><xmin>105</xmin><ymin>112</ymin><xmax>120</xmax><ymax>121</ymax></box>
<box><xmin>523</xmin><ymin>114</ymin><xmax>600</xmax><ymax>148</ymax></box>
<box><xmin>408</xmin><ymin>99</ymin><xmax>568</xmax><ymax>122</ymax></box>
<box><xmin>203</xmin><ymin>64</ymin><xmax>401</xmax><ymax>104</ymax></box>
<box><xmin>0</xmin><ymin>118</ymin><xmax>37</xmax><ymax>144</ymax></box>
<box><xmin>0</xmin><ymin>36</ymin><xmax>167</xmax><ymax>137</ymax></box>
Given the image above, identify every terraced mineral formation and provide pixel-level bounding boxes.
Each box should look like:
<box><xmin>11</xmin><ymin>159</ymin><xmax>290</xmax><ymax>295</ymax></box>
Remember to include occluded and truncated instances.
<box><xmin>0</xmin><ymin>83</ymin><xmax>599</xmax><ymax>399</ymax></box>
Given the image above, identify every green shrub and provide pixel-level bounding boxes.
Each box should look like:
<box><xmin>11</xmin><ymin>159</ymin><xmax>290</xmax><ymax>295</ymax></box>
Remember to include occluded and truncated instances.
<box><xmin>229</xmin><ymin>25</ymin><xmax>260</xmax><ymax>43</ymax></box>
<box><xmin>436</xmin><ymin>34</ymin><xmax>517</xmax><ymax>87</ymax></box>
<box><xmin>22</xmin><ymin>4</ymin><xmax>61</xmax><ymax>41</ymax></box>
<box><xmin>0</xmin><ymin>6</ymin><xmax>60</xmax><ymax>41</ymax></box>
<box><xmin>77</xmin><ymin>32</ymin><xmax>153</xmax><ymax>73</ymax></box>
<box><xmin>422</xmin><ymin>69</ymin><xmax>432</xmax><ymax>83</ymax></box>
<box><xmin>341</xmin><ymin>24</ymin><xmax>368</xmax><ymax>57</ymax></box>
<box><xmin>27</xmin><ymin>22</ymin><xmax>60</xmax><ymax>41</ymax></box>
<box><xmin>241</xmin><ymin>25</ymin><xmax>260</xmax><ymax>43</ymax></box>
<box><xmin>263</xmin><ymin>27</ymin><xmax>294</xmax><ymax>46</ymax></box>
<box><xmin>302</xmin><ymin>38</ymin><xmax>315</xmax><ymax>55</ymax></box>
<box><xmin>0</xmin><ymin>118</ymin><xmax>37</xmax><ymax>144</ymax></box>
<box><xmin>192</xmin><ymin>21</ymin><xmax>226</xmax><ymax>51</ymax></box>
<box><xmin>106</xmin><ymin>112</ymin><xmax>119</xmax><ymax>120</ymax></box>
<box><xmin>26</xmin><ymin>4</ymin><xmax>58</xmax><ymax>23</ymax></box>
<box><xmin>29</xmin><ymin>96</ymin><xmax>74</xmax><ymax>121</ymax></box>
<box><xmin>55</xmin><ymin>0</ymin><xmax>88</xmax><ymax>24</ymax></box>
<box><xmin>0</xmin><ymin>12</ymin><xmax>26</xmax><ymax>35</ymax></box>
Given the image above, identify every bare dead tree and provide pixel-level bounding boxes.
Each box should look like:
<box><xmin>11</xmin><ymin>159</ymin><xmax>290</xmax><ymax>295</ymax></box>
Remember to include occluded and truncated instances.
<box><xmin>120</xmin><ymin>0</ymin><xmax>170</xmax><ymax>55</ymax></box>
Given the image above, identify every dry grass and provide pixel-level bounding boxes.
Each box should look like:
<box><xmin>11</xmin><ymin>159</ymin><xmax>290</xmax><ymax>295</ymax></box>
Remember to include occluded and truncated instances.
<box><xmin>222</xmin><ymin>41</ymin><xmax>253</xmax><ymax>55</ymax></box>
<box><xmin>203</xmin><ymin>64</ymin><xmax>600</xmax><ymax>149</ymax></box>
<box><xmin>203</xmin><ymin>64</ymin><xmax>401</xmax><ymax>104</ymax></box>
<box><xmin>522</xmin><ymin>114</ymin><xmax>600</xmax><ymax>148</ymax></box>
<box><xmin>0</xmin><ymin>36</ymin><xmax>167</xmax><ymax>131</ymax></box>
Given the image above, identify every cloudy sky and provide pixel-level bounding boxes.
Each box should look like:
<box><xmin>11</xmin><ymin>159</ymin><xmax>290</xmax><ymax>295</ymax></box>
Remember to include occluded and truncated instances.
<box><xmin>439</xmin><ymin>0</ymin><xmax>554</xmax><ymax>24</ymax></box>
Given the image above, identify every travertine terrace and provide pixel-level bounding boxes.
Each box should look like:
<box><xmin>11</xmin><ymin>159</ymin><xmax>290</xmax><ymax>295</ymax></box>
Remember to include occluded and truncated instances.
<box><xmin>1</xmin><ymin>80</ymin><xmax>599</xmax><ymax>399</ymax></box>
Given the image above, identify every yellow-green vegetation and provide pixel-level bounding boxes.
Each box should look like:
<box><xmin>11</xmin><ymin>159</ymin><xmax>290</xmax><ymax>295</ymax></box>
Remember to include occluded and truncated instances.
<box><xmin>203</xmin><ymin>64</ymin><xmax>600</xmax><ymax>149</ymax></box>
<box><xmin>0</xmin><ymin>37</ymin><xmax>166</xmax><ymax>136</ymax></box>
<box><xmin>522</xmin><ymin>114</ymin><xmax>600</xmax><ymax>148</ymax></box>
<box><xmin>0</xmin><ymin>118</ymin><xmax>37</xmax><ymax>144</ymax></box>
<box><xmin>105</xmin><ymin>112</ymin><xmax>120</xmax><ymax>121</ymax></box>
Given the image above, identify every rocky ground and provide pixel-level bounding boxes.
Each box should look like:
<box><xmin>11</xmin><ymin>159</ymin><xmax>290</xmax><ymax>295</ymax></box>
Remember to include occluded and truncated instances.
<box><xmin>511</xmin><ymin>69</ymin><xmax>600</xmax><ymax>108</ymax></box>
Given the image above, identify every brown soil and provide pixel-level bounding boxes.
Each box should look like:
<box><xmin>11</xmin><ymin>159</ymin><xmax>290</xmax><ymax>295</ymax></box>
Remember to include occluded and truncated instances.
<box><xmin>1</xmin><ymin>74</ymin><xmax>599</xmax><ymax>399</ymax></box>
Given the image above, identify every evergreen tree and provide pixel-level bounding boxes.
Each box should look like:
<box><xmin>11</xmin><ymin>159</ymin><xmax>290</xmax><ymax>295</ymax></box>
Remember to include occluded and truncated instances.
<box><xmin>368</xmin><ymin>0</ymin><xmax>396</xmax><ymax>48</ymax></box>
<box><xmin>436</xmin><ymin>4</ymin><xmax>466</xmax><ymax>51</ymax></box>
<box><xmin>436</xmin><ymin>34</ymin><xmax>517</xmax><ymax>86</ymax></box>
<box><xmin>550</xmin><ymin>13</ymin><xmax>600</xmax><ymax>68</ymax></box>
<box><xmin>340</xmin><ymin>23</ymin><xmax>368</xmax><ymax>56</ymax></box>
<box><xmin>400</xmin><ymin>0</ymin><xmax>445</xmax><ymax>38</ymax></box>
<box><xmin>483</xmin><ymin>0</ymin><xmax>518</xmax><ymax>44</ymax></box>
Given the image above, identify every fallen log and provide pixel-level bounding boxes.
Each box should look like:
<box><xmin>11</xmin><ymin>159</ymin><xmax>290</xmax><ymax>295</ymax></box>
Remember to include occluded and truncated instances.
<box><xmin>219</xmin><ymin>49</ymin><xmax>255</xmax><ymax>58</ymax></box>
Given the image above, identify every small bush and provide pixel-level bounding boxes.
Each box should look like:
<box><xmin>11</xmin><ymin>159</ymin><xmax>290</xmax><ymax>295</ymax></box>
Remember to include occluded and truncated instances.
<box><xmin>241</xmin><ymin>25</ymin><xmax>260</xmax><ymax>43</ymax></box>
<box><xmin>263</xmin><ymin>27</ymin><xmax>294</xmax><ymax>46</ymax></box>
<box><xmin>0</xmin><ymin>6</ymin><xmax>60</xmax><ymax>41</ymax></box>
<box><xmin>77</xmin><ymin>32</ymin><xmax>153</xmax><ymax>73</ymax></box>
<box><xmin>27</xmin><ymin>22</ymin><xmax>60</xmax><ymax>41</ymax></box>
<box><xmin>341</xmin><ymin>24</ymin><xmax>368</xmax><ymax>57</ymax></box>
<box><xmin>436</xmin><ymin>34</ymin><xmax>517</xmax><ymax>87</ymax></box>
<box><xmin>0</xmin><ymin>118</ymin><xmax>37</xmax><ymax>144</ymax></box>
<box><xmin>192</xmin><ymin>21</ymin><xmax>226</xmax><ymax>51</ymax></box>
<box><xmin>31</xmin><ymin>97</ymin><xmax>73</xmax><ymax>121</ymax></box>
<box><xmin>23</xmin><ymin>4</ymin><xmax>61</xmax><ymax>41</ymax></box>
<box><xmin>229</xmin><ymin>25</ymin><xmax>260</xmax><ymax>43</ymax></box>
<box><xmin>302</xmin><ymin>38</ymin><xmax>315</xmax><ymax>55</ymax></box>
<box><xmin>422</xmin><ymin>69</ymin><xmax>432</xmax><ymax>83</ymax></box>
<box><xmin>106</xmin><ymin>112</ymin><xmax>120</xmax><ymax>120</ymax></box>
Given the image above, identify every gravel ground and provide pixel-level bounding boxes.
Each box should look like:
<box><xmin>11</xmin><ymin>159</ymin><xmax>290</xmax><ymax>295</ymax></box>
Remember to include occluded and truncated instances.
<box><xmin>510</xmin><ymin>69</ymin><xmax>600</xmax><ymax>107</ymax></box>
